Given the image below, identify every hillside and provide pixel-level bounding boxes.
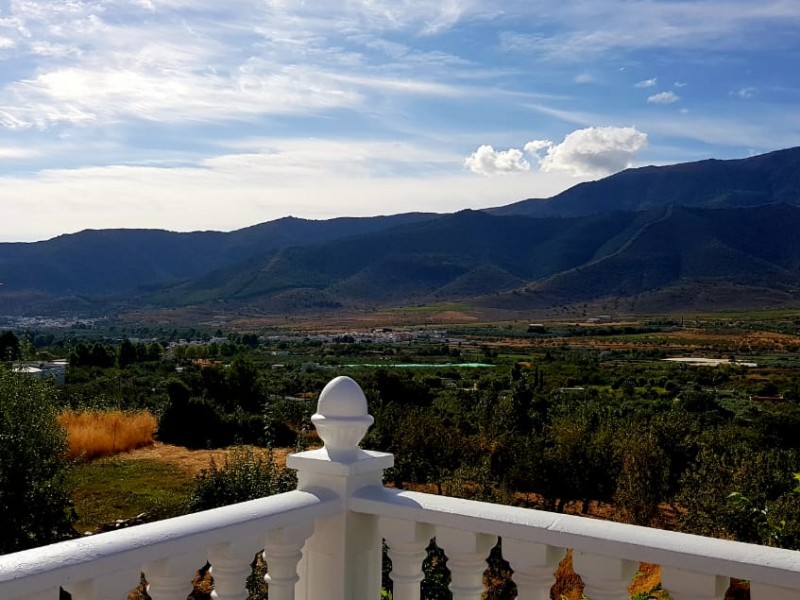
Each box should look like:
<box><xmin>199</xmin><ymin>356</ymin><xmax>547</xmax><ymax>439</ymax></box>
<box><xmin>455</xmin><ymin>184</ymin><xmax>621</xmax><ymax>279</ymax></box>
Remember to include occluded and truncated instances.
<box><xmin>488</xmin><ymin>146</ymin><xmax>800</xmax><ymax>218</ymax></box>
<box><xmin>216</xmin><ymin>203</ymin><xmax>800</xmax><ymax>313</ymax></box>
<box><xmin>480</xmin><ymin>204</ymin><xmax>800</xmax><ymax>312</ymax></box>
<box><xmin>2</xmin><ymin>147</ymin><xmax>800</xmax><ymax>316</ymax></box>
<box><xmin>0</xmin><ymin>213</ymin><xmax>433</xmax><ymax>299</ymax></box>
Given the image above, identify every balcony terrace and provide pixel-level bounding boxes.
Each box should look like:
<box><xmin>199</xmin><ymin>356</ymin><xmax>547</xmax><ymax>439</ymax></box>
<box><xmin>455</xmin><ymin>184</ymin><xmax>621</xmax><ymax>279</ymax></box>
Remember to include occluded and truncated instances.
<box><xmin>1</xmin><ymin>376</ymin><xmax>799</xmax><ymax>600</ymax></box>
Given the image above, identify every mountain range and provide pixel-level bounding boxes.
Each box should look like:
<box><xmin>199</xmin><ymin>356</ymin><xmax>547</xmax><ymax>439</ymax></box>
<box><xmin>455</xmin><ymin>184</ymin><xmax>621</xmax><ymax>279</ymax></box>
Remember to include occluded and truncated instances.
<box><xmin>2</xmin><ymin>146</ymin><xmax>800</xmax><ymax>317</ymax></box>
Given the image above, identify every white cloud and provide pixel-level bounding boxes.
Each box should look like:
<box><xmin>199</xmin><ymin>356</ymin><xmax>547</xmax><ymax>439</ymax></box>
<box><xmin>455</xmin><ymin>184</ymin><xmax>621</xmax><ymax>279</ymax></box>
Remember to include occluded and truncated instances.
<box><xmin>464</xmin><ymin>144</ymin><xmax>530</xmax><ymax>176</ymax></box>
<box><xmin>733</xmin><ymin>86</ymin><xmax>757</xmax><ymax>99</ymax></box>
<box><xmin>635</xmin><ymin>77</ymin><xmax>657</xmax><ymax>88</ymax></box>
<box><xmin>573</xmin><ymin>72</ymin><xmax>596</xmax><ymax>84</ymax></box>
<box><xmin>344</xmin><ymin>0</ymin><xmax>471</xmax><ymax>35</ymax></box>
<box><xmin>647</xmin><ymin>91</ymin><xmax>680</xmax><ymax>104</ymax></box>
<box><xmin>0</xmin><ymin>146</ymin><xmax>39</xmax><ymax>159</ymax></box>
<box><xmin>0</xmin><ymin>139</ymin><xmax>580</xmax><ymax>241</ymax></box>
<box><xmin>0</xmin><ymin>1</ymin><xmax>496</xmax><ymax>131</ymax></box>
<box><xmin>0</xmin><ymin>62</ymin><xmax>365</xmax><ymax>129</ymax></box>
<box><xmin>523</xmin><ymin>103</ymin><xmax>597</xmax><ymax>127</ymax></box>
<box><xmin>467</xmin><ymin>126</ymin><xmax>648</xmax><ymax>179</ymax></box>
<box><xmin>524</xmin><ymin>140</ymin><xmax>553</xmax><ymax>154</ymax></box>
<box><xmin>525</xmin><ymin>126</ymin><xmax>648</xmax><ymax>177</ymax></box>
<box><xmin>498</xmin><ymin>1</ymin><xmax>800</xmax><ymax>61</ymax></box>
<box><xmin>0</xmin><ymin>0</ymin><xmax>796</xmax><ymax>241</ymax></box>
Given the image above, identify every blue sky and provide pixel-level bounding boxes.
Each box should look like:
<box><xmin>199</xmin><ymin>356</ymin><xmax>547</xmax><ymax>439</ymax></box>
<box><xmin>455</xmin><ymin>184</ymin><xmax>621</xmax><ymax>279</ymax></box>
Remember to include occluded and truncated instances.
<box><xmin>0</xmin><ymin>0</ymin><xmax>798</xmax><ymax>241</ymax></box>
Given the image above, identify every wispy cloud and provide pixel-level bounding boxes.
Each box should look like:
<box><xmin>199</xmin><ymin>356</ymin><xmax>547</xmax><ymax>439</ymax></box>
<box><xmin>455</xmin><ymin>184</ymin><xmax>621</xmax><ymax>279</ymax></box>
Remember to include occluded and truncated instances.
<box><xmin>0</xmin><ymin>139</ymin><xmax>578</xmax><ymax>241</ymax></box>
<box><xmin>0</xmin><ymin>0</ymin><xmax>797</xmax><ymax>240</ymax></box>
<box><xmin>732</xmin><ymin>86</ymin><xmax>758</xmax><ymax>99</ymax></box>
<box><xmin>498</xmin><ymin>1</ymin><xmax>800</xmax><ymax>60</ymax></box>
<box><xmin>635</xmin><ymin>78</ymin><xmax>658</xmax><ymax>88</ymax></box>
<box><xmin>0</xmin><ymin>146</ymin><xmax>39</xmax><ymax>159</ymax></box>
<box><xmin>573</xmin><ymin>73</ymin><xmax>597</xmax><ymax>84</ymax></box>
<box><xmin>648</xmin><ymin>91</ymin><xmax>680</xmax><ymax>104</ymax></box>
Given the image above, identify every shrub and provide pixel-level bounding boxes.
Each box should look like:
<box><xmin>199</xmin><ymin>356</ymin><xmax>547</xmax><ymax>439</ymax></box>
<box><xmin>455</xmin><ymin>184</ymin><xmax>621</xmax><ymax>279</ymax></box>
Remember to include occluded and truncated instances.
<box><xmin>0</xmin><ymin>368</ymin><xmax>76</xmax><ymax>553</ymax></box>
<box><xmin>158</xmin><ymin>384</ymin><xmax>229</xmax><ymax>449</ymax></box>
<box><xmin>187</xmin><ymin>447</ymin><xmax>296</xmax><ymax>512</ymax></box>
<box><xmin>158</xmin><ymin>379</ymin><xmax>267</xmax><ymax>449</ymax></box>
<box><xmin>58</xmin><ymin>410</ymin><xmax>157</xmax><ymax>460</ymax></box>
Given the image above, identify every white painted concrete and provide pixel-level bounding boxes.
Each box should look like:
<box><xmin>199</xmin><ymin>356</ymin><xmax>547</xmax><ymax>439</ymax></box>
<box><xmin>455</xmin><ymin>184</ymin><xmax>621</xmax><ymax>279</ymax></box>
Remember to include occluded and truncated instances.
<box><xmin>352</xmin><ymin>486</ymin><xmax>800</xmax><ymax>590</ymax></box>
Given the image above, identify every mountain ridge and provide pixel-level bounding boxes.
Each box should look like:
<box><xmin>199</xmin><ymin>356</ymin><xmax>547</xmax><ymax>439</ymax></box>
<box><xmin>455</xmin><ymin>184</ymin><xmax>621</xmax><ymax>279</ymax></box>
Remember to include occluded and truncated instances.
<box><xmin>2</xmin><ymin>147</ymin><xmax>800</xmax><ymax>316</ymax></box>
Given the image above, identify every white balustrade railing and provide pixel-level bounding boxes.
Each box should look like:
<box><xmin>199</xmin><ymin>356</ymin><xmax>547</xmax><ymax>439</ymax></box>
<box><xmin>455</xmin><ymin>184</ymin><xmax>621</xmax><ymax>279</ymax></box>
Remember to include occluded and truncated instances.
<box><xmin>2</xmin><ymin>375</ymin><xmax>800</xmax><ymax>600</ymax></box>
<box><xmin>0</xmin><ymin>490</ymin><xmax>339</xmax><ymax>600</ymax></box>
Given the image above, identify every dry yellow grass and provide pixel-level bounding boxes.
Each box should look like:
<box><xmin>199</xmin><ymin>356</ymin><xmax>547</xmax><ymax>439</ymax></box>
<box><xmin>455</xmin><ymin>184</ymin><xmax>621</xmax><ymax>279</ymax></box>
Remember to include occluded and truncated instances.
<box><xmin>59</xmin><ymin>410</ymin><xmax>157</xmax><ymax>461</ymax></box>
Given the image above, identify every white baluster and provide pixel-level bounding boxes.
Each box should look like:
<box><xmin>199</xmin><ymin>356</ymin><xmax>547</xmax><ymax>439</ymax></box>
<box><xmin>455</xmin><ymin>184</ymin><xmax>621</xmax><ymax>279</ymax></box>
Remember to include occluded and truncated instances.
<box><xmin>660</xmin><ymin>567</ymin><xmax>727</xmax><ymax>600</ymax></box>
<box><xmin>435</xmin><ymin>527</ymin><xmax>497</xmax><ymax>600</ymax></box>
<box><xmin>144</xmin><ymin>555</ymin><xmax>205</xmax><ymax>600</ymax></box>
<box><xmin>263</xmin><ymin>522</ymin><xmax>314</xmax><ymax>600</ymax></box>
<box><xmin>65</xmin><ymin>569</ymin><xmax>141</xmax><ymax>600</ymax></box>
<box><xmin>381</xmin><ymin>518</ymin><xmax>434</xmax><ymax>600</ymax></box>
<box><xmin>750</xmin><ymin>582</ymin><xmax>800</xmax><ymax>600</ymax></box>
<box><xmin>209</xmin><ymin>537</ymin><xmax>262</xmax><ymax>600</ymax></box>
<box><xmin>571</xmin><ymin>552</ymin><xmax>637</xmax><ymax>600</ymax></box>
<box><xmin>503</xmin><ymin>540</ymin><xmax>564</xmax><ymax>600</ymax></box>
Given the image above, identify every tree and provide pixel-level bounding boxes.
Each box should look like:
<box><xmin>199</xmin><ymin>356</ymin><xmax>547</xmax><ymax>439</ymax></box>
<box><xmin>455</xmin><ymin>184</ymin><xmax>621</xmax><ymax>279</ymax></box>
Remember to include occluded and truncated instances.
<box><xmin>0</xmin><ymin>331</ymin><xmax>20</xmax><ymax>362</ymax></box>
<box><xmin>613</xmin><ymin>426</ymin><xmax>670</xmax><ymax>525</ymax></box>
<box><xmin>226</xmin><ymin>356</ymin><xmax>262</xmax><ymax>413</ymax></box>
<box><xmin>118</xmin><ymin>339</ymin><xmax>137</xmax><ymax>369</ymax></box>
<box><xmin>678</xmin><ymin>430</ymin><xmax>800</xmax><ymax>545</ymax></box>
<box><xmin>0</xmin><ymin>367</ymin><xmax>75</xmax><ymax>554</ymax></box>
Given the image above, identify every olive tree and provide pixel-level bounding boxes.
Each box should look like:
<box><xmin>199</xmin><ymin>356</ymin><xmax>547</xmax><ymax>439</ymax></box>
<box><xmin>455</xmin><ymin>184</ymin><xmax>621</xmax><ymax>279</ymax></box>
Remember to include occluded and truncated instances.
<box><xmin>0</xmin><ymin>368</ymin><xmax>75</xmax><ymax>554</ymax></box>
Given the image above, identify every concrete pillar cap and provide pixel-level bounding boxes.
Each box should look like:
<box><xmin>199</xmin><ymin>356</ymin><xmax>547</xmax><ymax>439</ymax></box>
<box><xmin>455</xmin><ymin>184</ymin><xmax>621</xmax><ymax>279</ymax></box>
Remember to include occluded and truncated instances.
<box><xmin>311</xmin><ymin>376</ymin><xmax>374</xmax><ymax>461</ymax></box>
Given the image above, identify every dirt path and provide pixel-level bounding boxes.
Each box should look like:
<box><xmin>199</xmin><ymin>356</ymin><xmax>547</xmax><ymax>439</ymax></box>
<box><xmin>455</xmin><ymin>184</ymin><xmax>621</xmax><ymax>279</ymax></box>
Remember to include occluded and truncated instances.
<box><xmin>115</xmin><ymin>442</ymin><xmax>294</xmax><ymax>475</ymax></box>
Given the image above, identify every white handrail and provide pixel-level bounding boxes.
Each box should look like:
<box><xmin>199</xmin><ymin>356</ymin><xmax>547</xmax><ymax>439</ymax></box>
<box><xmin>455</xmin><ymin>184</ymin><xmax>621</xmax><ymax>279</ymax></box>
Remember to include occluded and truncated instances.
<box><xmin>0</xmin><ymin>489</ymin><xmax>339</xmax><ymax>599</ymax></box>
<box><xmin>352</xmin><ymin>486</ymin><xmax>800</xmax><ymax>588</ymax></box>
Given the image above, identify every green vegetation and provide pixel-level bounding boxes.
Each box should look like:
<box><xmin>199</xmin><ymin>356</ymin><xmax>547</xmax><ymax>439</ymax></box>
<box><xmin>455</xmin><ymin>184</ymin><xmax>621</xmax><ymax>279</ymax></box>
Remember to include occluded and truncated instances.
<box><xmin>3</xmin><ymin>313</ymin><xmax>800</xmax><ymax>567</ymax></box>
<box><xmin>69</xmin><ymin>459</ymin><xmax>192</xmax><ymax>532</ymax></box>
<box><xmin>0</xmin><ymin>368</ymin><xmax>75</xmax><ymax>553</ymax></box>
<box><xmin>188</xmin><ymin>447</ymin><xmax>295</xmax><ymax>513</ymax></box>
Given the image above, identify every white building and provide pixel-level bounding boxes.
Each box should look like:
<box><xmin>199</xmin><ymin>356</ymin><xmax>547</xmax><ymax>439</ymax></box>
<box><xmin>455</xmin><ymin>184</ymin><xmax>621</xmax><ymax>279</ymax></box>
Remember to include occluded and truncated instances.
<box><xmin>13</xmin><ymin>359</ymin><xmax>67</xmax><ymax>386</ymax></box>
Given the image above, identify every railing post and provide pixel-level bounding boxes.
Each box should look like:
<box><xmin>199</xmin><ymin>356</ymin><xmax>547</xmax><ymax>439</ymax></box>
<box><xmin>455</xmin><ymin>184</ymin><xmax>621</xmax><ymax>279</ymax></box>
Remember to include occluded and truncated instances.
<box><xmin>503</xmin><ymin>540</ymin><xmax>564</xmax><ymax>600</ymax></box>
<box><xmin>263</xmin><ymin>522</ymin><xmax>314</xmax><ymax>600</ymax></box>
<box><xmin>571</xmin><ymin>552</ymin><xmax>637</xmax><ymax>600</ymax></box>
<box><xmin>435</xmin><ymin>527</ymin><xmax>497</xmax><ymax>600</ymax></box>
<box><xmin>382</xmin><ymin>518</ymin><xmax>435</xmax><ymax>600</ymax></box>
<box><xmin>208</xmin><ymin>537</ymin><xmax>262</xmax><ymax>600</ymax></box>
<box><xmin>286</xmin><ymin>376</ymin><xmax>394</xmax><ymax>600</ymax></box>
<box><xmin>144</xmin><ymin>554</ymin><xmax>206</xmax><ymax>600</ymax></box>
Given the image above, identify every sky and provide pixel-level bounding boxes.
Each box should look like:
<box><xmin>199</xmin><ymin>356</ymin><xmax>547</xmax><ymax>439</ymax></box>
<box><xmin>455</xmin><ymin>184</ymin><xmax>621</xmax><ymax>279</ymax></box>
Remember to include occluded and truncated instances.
<box><xmin>0</xmin><ymin>1</ymin><xmax>799</xmax><ymax>242</ymax></box>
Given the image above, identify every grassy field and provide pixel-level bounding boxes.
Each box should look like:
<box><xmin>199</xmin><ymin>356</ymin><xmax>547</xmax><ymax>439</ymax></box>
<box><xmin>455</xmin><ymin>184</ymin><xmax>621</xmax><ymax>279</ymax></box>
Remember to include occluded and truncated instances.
<box><xmin>69</xmin><ymin>458</ymin><xmax>193</xmax><ymax>533</ymax></box>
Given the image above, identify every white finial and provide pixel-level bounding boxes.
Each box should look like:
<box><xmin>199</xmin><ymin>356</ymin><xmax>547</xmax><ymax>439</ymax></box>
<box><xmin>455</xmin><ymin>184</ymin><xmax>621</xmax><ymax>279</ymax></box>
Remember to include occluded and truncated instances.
<box><xmin>311</xmin><ymin>376</ymin><xmax>374</xmax><ymax>462</ymax></box>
